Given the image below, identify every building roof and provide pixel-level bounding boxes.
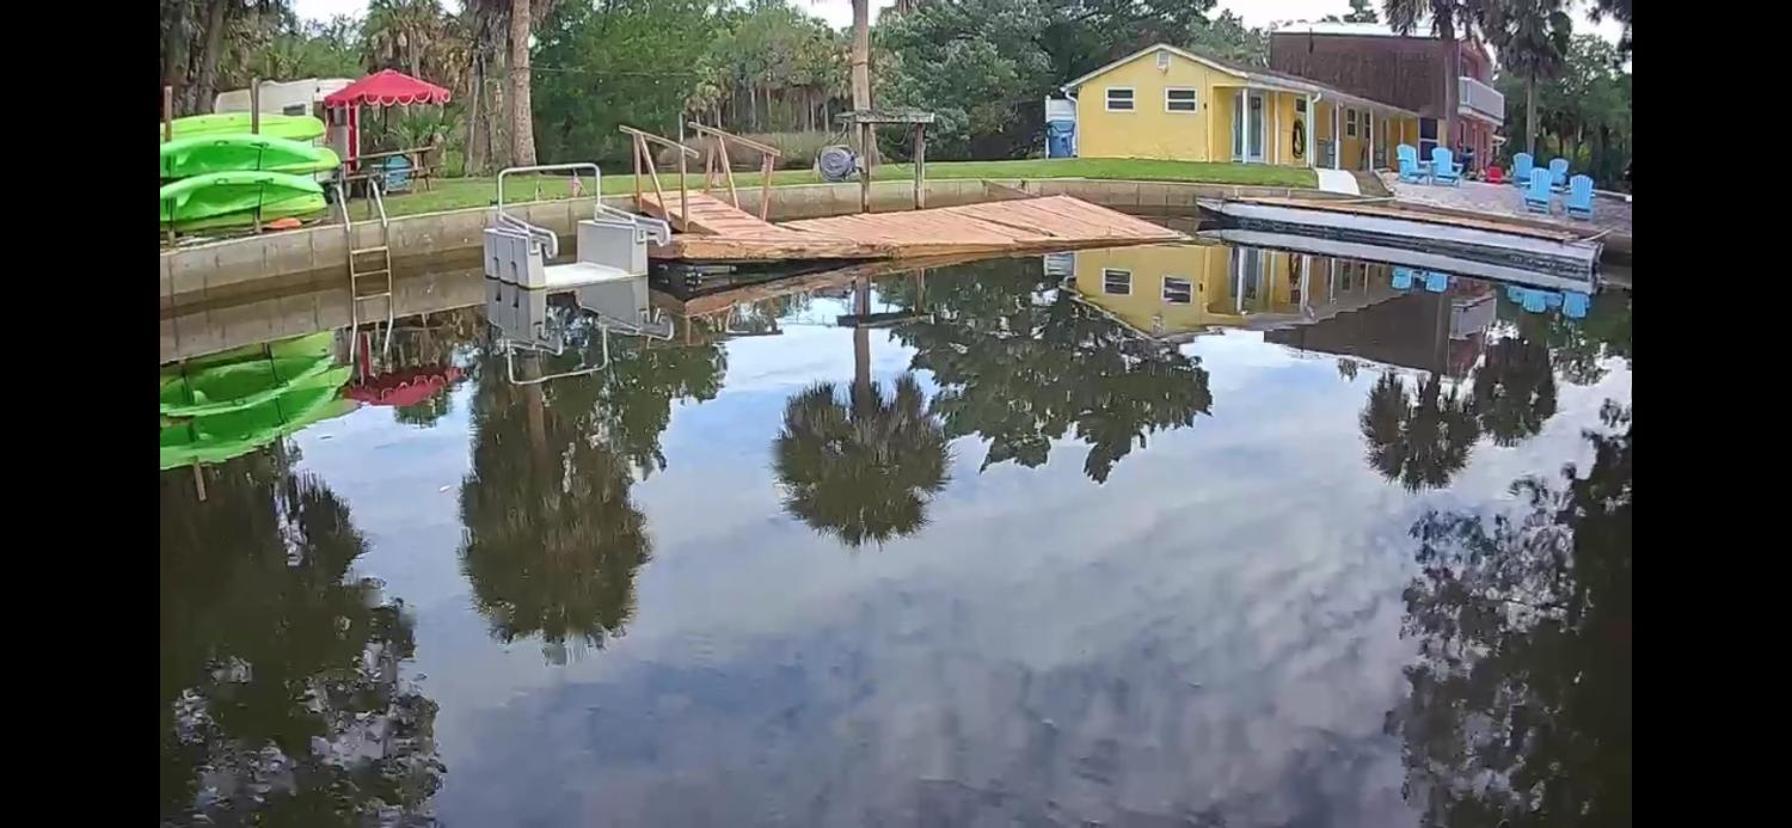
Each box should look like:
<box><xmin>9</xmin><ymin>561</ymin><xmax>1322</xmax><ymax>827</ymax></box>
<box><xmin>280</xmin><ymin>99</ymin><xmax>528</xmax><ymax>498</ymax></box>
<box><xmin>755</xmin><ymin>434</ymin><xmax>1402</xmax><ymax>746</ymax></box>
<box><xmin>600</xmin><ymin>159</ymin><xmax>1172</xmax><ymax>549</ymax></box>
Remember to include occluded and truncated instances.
<box><xmin>1272</xmin><ymin>20</ymin><xmax>1460</xmax><ymax>40</ymax></box>
<box><xmin>1062</xmin><ymin>43</ymin><xmax>1418</xmax><ymax>117</ymax></box>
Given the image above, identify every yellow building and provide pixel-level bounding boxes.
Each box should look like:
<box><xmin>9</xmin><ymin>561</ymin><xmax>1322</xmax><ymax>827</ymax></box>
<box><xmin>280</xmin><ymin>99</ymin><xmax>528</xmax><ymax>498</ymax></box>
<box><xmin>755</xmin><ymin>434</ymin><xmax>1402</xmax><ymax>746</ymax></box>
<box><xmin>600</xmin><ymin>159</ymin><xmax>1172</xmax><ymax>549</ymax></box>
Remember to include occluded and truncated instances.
<box><xmin>1066</xmin><ymin>243</ymin><xmax>1400</xmax><ymax>340</ymax></box>
<box><xmin>1062</xmin><ymin>43</ymin><xmax>1422</xmax><ymax>172</ymax></box>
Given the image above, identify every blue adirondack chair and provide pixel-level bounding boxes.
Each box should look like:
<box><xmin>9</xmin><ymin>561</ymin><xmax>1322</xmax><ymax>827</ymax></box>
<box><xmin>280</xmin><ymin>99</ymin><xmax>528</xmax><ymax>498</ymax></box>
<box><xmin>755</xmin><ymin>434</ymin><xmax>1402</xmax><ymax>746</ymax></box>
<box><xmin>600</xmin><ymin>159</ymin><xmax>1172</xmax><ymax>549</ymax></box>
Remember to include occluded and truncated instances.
<box><xmin>1424</xmin><ymin>272</ymin><xmax>1449</xmax><ymax>293</ymax></box>
<box><xmin>1396</xmin><ymin>144</ymin><xmax>1429</xmax><ymax>184</ymax></box>
<box><xmin>1509</xmin><ymin>152</ymin><xmax>1535</xmax><ymax>187</ymax></box>
<box><xmin>1547</xmin><ymin>157</ymin><xmax>1569</xmax><ymax>191</ymax></box>
<box><xmin>381</xmin><ymin>155</ymin><xmax>414</xmax><ymax>193</ymax></box>
<box><xmin>1519</xmin><ymin>288</ymin><xmax>1548</xmax><ymax>313</ymax></box>
<box><xmin>1564</xmin><ymin>175</ymin><xmax>1594</xmax><ymax>219</ymax></box>
<box><xmin>1430</xmin><ymin>147</ymin><xmax>1463</xmax><ymax>186</ymax></box>
<box><xmin>1523</xmin><ymin>168</ymin><xmax>1554</xmax><ymax>214</ymax></box>
<box><xmin>1392</xmin><ymin>267</ymin><xmax>1417</xmax><ymax>290</ymax></box>
<box><xmin>1562</xmin><ymin>292</ymin><xmax>1591</xmax><ymax>319</ymax></box>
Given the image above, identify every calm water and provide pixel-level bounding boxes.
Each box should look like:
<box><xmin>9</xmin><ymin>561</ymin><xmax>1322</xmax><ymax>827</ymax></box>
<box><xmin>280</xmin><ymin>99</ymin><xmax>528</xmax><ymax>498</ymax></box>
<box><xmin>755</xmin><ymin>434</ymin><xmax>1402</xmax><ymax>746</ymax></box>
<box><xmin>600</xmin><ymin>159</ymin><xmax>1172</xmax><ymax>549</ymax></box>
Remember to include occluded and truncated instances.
<box><xmin>160</xmin><ymin>242</ymin><xmax>1632</xmax><ymax>826</ymax></box>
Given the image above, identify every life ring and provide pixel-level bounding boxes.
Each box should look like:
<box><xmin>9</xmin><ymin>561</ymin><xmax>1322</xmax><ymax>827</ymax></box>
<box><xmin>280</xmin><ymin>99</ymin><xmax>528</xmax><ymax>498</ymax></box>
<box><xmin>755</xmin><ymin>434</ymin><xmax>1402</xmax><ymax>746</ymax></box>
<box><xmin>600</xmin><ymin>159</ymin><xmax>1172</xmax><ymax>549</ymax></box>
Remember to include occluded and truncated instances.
<box><xmin>1292</xmin><ymin>119</ymin><xmax>1305</xmax><ymax>159</ymax></box>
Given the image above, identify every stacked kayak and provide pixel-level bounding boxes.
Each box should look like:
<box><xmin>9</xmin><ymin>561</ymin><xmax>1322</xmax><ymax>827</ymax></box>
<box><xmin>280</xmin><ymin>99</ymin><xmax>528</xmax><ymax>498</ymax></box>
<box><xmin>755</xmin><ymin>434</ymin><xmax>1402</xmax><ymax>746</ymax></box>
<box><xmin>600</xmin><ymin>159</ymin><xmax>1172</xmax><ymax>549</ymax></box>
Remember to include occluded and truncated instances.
<box><xmin>158</xmin><ymin>113</ymin><xmax>337</xmax><ymax>232</ymax></box>
<box><xmin>161</xmin><ymin>134</ymin><xmax>340</xmax><ymax>179</ymax></box>
<box><xmin>160</xmin><ymin>171</ymin><xmax>326</xmax><ymax>232</ymax></box>
<box><xmin>160</xmin><ymin>112</ymin><xmax>326</xmax><ymax>143</ymax></box>
<box><xmin>160</xmin><ymin>333</ymin><xmax>357</xmax><ymax>469</ymax></box>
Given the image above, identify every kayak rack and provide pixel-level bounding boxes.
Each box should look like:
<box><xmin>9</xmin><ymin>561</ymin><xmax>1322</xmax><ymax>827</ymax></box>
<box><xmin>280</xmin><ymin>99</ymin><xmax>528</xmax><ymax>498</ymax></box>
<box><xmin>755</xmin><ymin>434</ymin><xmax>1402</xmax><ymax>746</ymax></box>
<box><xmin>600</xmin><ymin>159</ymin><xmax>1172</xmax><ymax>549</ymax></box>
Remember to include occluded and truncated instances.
<box><xmin>483</xmin><ymin>163</ymin><xmax>674</xmax><ymax>385</ymax></box>
<box><xmin>338</xmin><ymin>178</ymin><xmax>395</xmax><ymax>361</ymax></box>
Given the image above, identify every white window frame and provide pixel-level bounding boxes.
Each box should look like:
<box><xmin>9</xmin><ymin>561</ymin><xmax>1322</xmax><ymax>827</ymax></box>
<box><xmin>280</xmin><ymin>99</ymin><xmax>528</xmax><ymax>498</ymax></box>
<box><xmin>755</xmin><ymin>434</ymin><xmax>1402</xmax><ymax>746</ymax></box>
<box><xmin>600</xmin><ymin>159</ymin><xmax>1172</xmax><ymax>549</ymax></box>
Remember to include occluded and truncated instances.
<box><xmin>1162</xmin><ymin>276</ymin><xmax>1193</xmax><ymax>305</ymax></box>
<box><xmin>1105</xmin><ymin>87</ymin><xmax>1136</xmax><ymax>112</ymax></box>
<box><xmin>1164</xmin><ymin>87</ymin><xmax>1198</xmax><ymax>113</ymax></box>
<box><xmin>1102</xmin><ymin>268</ymin><xmax>1132</xmax><ymax>295</ymax></box>
<box><xmin>1345</xmin><ymin>108</ymin><xmax>1358</xmax><ymax>137</ymax></box>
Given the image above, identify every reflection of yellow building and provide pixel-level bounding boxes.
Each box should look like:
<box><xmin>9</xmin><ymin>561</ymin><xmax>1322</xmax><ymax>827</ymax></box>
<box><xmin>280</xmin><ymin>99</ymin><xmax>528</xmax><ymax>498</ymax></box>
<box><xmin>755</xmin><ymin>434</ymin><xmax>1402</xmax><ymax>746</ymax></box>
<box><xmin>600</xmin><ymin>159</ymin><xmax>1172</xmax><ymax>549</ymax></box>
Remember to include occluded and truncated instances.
<box><xmin>1066</xmin><ymin>243</ymin><xmax>1400</xmax><ymax>340</ymax></box>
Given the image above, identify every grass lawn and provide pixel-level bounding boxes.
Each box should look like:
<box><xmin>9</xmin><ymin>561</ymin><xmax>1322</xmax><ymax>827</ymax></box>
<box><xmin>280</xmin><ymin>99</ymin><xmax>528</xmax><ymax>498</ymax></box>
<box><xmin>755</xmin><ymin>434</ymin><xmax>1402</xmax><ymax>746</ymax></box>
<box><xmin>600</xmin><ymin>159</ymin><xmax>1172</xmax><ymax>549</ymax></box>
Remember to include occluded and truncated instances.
<box><xmin>370</xmin><ymin>158</ymin><xmax>1316</xmax><ymax>219</ymax></box>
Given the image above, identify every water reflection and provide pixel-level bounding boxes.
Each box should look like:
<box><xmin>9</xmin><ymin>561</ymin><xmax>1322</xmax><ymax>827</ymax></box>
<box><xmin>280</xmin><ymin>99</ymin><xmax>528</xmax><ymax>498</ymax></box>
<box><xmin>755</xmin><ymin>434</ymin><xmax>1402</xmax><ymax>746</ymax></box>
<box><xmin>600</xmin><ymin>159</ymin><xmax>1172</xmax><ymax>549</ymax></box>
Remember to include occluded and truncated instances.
<box><xmin>161</xmin><ymin>239</ymin><xmax>1631</xmax><ymax>825</ymax></box>
<box><xmin>160</xmin><ymin>449</ymin><xmax>443</xmax><ymax>823</ymax></box>
<box><xmin>457</xmin><ymin>307</ymin><xmax>725</xmax><ymax>663</ymax></box>
<box><xmin>773</xmin><ymin>281</ymin><xmax>949</xmax><ymax>547</ymax></box>
<box><xmin>1386</xmin><ymin>402</ymin><xmax>1632</xmax><ymax>825</ymax></box>
<box><xmin>888</xmin><ymin>256</ymin><xmax>1213</xmax><ymax>483</ymax></box>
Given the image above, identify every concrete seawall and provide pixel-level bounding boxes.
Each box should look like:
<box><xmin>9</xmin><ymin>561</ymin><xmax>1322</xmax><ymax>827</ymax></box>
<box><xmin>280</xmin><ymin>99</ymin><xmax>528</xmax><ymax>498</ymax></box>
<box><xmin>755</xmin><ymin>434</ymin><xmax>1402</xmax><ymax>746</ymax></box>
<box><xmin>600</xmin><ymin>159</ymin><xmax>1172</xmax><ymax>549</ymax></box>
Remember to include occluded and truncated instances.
<box><xmin>160</xmin><ymin>179</ymin><xmax>1341</xmax><ymax>309</ymax></box>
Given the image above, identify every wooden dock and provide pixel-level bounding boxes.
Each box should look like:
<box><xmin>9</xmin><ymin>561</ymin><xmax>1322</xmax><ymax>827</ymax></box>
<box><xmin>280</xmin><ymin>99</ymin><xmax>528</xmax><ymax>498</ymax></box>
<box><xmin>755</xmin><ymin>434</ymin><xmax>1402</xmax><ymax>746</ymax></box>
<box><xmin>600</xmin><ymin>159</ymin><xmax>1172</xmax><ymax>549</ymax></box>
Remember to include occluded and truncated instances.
<box><xmin>637</xmin><ymin>192</ymin><xmax>1186</xmax><ymax>263</ymax></box>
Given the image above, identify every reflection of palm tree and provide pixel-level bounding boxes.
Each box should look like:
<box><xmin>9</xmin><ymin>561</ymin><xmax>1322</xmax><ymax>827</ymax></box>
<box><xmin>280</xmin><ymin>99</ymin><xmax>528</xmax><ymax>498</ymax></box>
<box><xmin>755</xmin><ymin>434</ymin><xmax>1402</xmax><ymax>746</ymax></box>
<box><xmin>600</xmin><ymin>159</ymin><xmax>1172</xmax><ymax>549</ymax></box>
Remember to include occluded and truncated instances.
<box><xmin>1470</xmin><ymin>334</ymin><xmax>1557</xmax><ymax>446</ymax></box>
<box><xmin>774</xmin><ymin>374</ymin><xmax>949</xmax><ymax>547</ymax></box>
<box><xmin>458</xmin><ymin>349</ymin><xmax>651</xmax><ymax>664</ymax></box>
<box><xmin>1386</xmin><ymin>402</ymin><xmax>1631</xmax><ymax>825</ymax></box>
<box><xmin>1360</xmin><ymin>371</ymin><xmax>1480</xmax><ymax>492</ymax></box>
<box><xmin>160</xmin><ymin>454</ymin><xmax>442</xmax><ymax>823</ymax></box>
<box><xmin>774</xmin><ymin>279</ymin><xmax>949</xmax><ymax>547</ymax></box>
<box><xmin>457</xmin><ymin>316</ymin><xmax>726</xmax><ymax>663</ymax></box>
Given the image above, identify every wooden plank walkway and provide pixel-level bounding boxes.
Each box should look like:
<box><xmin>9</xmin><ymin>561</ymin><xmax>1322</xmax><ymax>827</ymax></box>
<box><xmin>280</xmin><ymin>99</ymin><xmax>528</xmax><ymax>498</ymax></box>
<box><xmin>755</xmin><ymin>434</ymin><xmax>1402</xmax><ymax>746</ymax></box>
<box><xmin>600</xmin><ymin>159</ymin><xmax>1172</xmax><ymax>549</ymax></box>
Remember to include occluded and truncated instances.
<box><xmin>638</xmin><ymin>193</ymin><xmax>1187</xmax><ymax>262</ymax></box>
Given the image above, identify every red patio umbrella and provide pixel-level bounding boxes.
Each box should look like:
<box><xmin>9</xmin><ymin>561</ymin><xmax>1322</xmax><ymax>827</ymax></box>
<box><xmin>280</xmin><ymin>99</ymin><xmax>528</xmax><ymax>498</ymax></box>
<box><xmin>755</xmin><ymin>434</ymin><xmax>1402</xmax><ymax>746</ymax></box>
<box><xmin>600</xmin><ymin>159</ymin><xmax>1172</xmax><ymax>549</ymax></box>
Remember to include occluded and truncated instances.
<box><xmin>323</xmin><ymin>69</ymin><xmax>452</xmax><ymax>171</ymax></box>
<box><xmin>345</xmin><ymin>365</ymin><xmax>464</xmax><ymax>408</ymax></box>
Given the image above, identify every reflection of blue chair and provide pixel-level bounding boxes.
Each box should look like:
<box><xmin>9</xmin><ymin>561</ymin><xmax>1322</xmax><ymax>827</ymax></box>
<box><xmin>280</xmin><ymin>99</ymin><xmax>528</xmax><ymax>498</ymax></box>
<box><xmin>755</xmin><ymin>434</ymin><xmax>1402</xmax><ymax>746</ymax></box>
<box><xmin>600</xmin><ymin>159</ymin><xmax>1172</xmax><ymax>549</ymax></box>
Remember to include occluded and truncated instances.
<box><xmin>1431</xmin><ymin>147</ymin><xmax>1464</xmax><ymax>186</ymax></box>
<box><xmin>1564</xmin><ymin>175</ymin><xmax>1595</xmax><ymax>220</ymax></box>
<box><xmin>1510</xmin><ymin>152</ymin><xmax>1534</xmax><ymax>187</ymax></box>
<box><xmin>1520</xmin><ymin>288</ymin><xmax>1549</xmax><ymax>313</ymax></box>
<box><xmin>1548</xmin><ymin>157</ymin><xmax>1569</xmax><ymax>191</ymax></box>
<box><xmin>1523</xmin><ymin>168</ymin><xmax>1554</xmax><ymax>214</ymax></box>
<box><xmin>1392</xmin><ymin>267</ymin><xmax>1417</xmax><ymax>290</ymax></box>
<box><xmin>1424</xmin><ymin>272</ymin><xmax>1449</xmax><ymax>293</ymax></box>
<box><xmin>1562</xmin><ymin>292</ymin><xmax>1591</xmax><ymax>319</ymax></box>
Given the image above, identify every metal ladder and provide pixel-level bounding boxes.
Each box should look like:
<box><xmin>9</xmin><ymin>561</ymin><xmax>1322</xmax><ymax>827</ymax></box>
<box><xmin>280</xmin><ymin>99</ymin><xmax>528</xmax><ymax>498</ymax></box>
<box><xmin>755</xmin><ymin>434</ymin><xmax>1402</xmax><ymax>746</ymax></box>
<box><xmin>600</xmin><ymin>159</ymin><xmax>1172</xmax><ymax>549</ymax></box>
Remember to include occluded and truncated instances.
<box><xmin>338</xmin><ymin>179</ymin><xmax>395</xmax><ymax>362</ymax></box>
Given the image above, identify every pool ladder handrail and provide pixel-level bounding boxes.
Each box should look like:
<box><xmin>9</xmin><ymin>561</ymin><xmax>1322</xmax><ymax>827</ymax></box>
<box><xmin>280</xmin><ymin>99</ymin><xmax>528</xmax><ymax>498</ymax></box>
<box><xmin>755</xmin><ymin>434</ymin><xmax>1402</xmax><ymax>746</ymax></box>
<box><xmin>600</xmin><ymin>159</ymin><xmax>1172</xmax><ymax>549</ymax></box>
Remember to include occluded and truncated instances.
<box><xmin>338</xmin><ymin>178</ymin><xmax>395</xmax><ymax>366</ymax></box>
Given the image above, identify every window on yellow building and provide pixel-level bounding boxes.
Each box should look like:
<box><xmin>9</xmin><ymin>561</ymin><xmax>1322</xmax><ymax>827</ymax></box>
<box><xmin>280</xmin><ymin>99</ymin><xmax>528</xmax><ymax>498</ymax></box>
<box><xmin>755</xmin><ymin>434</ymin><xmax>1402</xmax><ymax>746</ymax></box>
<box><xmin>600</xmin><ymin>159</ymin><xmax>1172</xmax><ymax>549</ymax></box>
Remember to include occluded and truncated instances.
<box><xmin>1106</xmin><ymin>88</ymin><xmax>1135</xmax><ymax>111</ymax></box>
<box><xmin>1162</xmin><ymin>277</ymin><xmax>1193</xmax><ymax>305</ymax></box>
<box><xmin>1165</xmin><ymin>88</ymin><xmax>1197</xmax><ymax>112</ymax></box>
<box><xmin>1103</xmin><ymin>269</ymin><xmax>1132</xmax><ymax>295</ymax></box>
<box><xmin>1346</xmin><ymin>108</ymin><xmax>1358</xmax><ymax>137</ymax></box>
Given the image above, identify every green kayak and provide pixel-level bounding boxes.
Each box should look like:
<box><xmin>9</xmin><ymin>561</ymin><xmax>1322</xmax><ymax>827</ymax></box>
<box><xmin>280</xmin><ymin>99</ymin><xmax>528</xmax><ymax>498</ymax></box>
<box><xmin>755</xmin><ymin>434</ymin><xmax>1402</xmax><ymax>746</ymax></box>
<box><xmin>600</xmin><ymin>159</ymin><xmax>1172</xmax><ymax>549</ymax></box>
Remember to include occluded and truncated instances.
<box><xmin>160</xmin><ymin>353</ymin><xmax>340</xmax><ymax>418</ymax></box>
<box><xmin>160</xmin><ymin>171</ymin><xmax>327</xmax><ymax>231</ymax></box>
<box><xmin>181</xmin><ymin>332</ymin><xmax>336</xmax><ymax>370</ymax></box>
<box><xmin>159</xmin><ymin>368</ymin><xmax>358</xmax><ymax>470</ymax></box>
<box><xmin>159</xmin><ymin>112</ymin><xmax>326</xmax><ymax>143</ymax></box>
<box><xmin>161</xmin><ymin>134</ymin><xmax>340</xmax><ymax>179</ymax></box>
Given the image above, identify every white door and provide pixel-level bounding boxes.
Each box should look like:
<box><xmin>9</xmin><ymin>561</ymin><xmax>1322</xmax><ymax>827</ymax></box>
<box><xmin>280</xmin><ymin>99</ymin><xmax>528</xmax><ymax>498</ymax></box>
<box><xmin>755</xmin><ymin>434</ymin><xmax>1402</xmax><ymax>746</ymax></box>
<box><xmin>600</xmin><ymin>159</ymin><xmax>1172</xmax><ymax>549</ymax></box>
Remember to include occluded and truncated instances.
<box><xmin>1232</xmin><ymin>91</ymin><xmax>1267</xmax><ymax>163</ymax></box>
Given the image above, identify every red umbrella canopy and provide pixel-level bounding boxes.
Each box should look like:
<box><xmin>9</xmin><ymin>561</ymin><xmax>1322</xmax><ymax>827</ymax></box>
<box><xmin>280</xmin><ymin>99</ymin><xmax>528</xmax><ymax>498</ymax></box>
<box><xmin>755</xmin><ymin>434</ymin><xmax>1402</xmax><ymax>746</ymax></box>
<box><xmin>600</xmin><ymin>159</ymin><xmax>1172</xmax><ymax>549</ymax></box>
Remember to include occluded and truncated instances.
<box><xmin>324</xmin><ymin>69</ymin><xmax>451</xmax><ymax>108</ymax></box>
<box><xmin>345</xmin><ymin>366</ymin><xmax>464</xmax><ymax>407</ymax></box>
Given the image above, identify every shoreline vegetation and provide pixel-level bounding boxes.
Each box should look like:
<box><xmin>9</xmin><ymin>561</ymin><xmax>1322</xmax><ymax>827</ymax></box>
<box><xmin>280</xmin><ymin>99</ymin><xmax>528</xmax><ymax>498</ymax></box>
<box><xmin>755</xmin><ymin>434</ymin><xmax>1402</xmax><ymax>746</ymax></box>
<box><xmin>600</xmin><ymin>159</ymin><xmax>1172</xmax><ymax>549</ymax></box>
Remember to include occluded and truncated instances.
<box><xmin>366</xmin><ymin>158</ymin><xmax>1319</xmax><ymax>219</ymax></box>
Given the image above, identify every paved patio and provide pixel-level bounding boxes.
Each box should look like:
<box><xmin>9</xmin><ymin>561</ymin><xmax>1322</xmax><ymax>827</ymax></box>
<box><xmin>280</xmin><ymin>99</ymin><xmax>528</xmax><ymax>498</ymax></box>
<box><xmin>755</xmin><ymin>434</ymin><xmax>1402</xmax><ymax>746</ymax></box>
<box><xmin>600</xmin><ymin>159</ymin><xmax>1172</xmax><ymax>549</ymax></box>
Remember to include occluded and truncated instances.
<box><xmin>1379</xmin><ymin>174</ymin><xmax>1632</xmax><ymax>239</ymax></box>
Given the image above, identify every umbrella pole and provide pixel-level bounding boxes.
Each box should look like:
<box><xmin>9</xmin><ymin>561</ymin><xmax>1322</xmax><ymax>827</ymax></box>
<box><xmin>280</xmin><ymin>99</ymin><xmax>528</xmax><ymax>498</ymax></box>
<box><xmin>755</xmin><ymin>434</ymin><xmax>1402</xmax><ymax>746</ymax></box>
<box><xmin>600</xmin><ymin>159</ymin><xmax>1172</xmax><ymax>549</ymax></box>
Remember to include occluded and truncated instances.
<box><xmin>192</xmin><ymin>462</ymin><xmax>207</xmax><ymax>502</ymax></box>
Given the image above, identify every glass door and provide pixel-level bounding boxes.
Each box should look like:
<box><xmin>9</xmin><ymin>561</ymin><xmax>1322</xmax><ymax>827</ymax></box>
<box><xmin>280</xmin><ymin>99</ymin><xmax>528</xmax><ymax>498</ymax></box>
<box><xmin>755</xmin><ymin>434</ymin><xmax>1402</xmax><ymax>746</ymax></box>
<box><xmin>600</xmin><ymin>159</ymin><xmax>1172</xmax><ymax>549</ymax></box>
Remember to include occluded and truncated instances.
<box><xmin>1232</xmin><ymin>90</ymin><xmax>1267</xmax><ymax>163</ymax></box>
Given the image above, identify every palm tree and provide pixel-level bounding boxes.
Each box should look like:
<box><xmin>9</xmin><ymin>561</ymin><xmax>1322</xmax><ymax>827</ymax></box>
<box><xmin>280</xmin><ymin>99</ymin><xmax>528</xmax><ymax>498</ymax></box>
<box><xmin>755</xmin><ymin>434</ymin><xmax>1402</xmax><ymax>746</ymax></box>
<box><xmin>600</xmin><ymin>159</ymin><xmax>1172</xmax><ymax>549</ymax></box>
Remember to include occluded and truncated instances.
<box><xmin>1484</xmin><ymin>0</ymin><xmax>1573</xmax><ymax>156</ymax></box>
<box><xmin>774</xmin><ymin>375</ymin><xmax>950</xmax><ymax>548</ymax></box>
<box><xmin>457</xmin><ymin>347</ymin><xmax>650</xmax><ymax>663</ymax></box>
<box><xmin>1469</xmin><ymin>333</ymin><xmax>1558</xmax><ymax>446</ymax></box>
<box><xmin>508</xmin><ymin>0</ymin><xmax>537</xmax><ymax>166</ymax></box>
<box><xmin>1382</xmin><ymin>0</ymin><xmax>1484</xmax><ymax>154</ymax></box>
<box><xmin>774</xmin><ymin>279</ymin><xmax>950</xmax><ymax>548</ymax></box>
<box><xmin>1360</xmin><ymin>371</ymin><xmax>1481</xmax><ymax>492</ymax></box>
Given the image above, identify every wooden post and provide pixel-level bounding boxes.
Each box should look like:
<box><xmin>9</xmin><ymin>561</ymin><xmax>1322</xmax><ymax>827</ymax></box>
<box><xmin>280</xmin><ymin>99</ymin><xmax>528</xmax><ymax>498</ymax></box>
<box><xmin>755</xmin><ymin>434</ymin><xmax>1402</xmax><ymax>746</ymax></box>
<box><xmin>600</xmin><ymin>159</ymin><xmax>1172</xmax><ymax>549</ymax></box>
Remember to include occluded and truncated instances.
<box><xmin>163</xmin><ymin>85</ymin><xmax>174</xmax><ymax>142</ymax></box>
<box><xmin>250</xmin><ymin>78</ymin><xmax>261</xmax><ymax>134</ymax></box>
<box><xmin>913</xmin><ymin>123</ymin><xmax>926</xmax><ymax>210</ymax></box>
<box><xmin>677</xmin><ymin>143</ymin><xmax>689</xmax><ymax>228</ymax></box>
<box><xmin>758</xmin><ymin>155</ymin><xmax>773</xmax><ymax>221</ymax></box>
<box><xmin>632</xmin><ymin>135</ymin><xmax>643</xmax><ymax>205</ymax></box>
<box><xmin>192</xmin><ymin>463</ymin><xmax>207</xmax><ymax>502</ymax></box>
<box><xmin>1333</xmin><ymin>101</ymin><xmax>1341</xmax><ymax>170</ymax></box>
<box><xmin>722</xmin><ymin>138</ymin><xmax>740</xmax><ymax>209</ymax></box>
<box><xmin>859</xmin><ymin>122</ymin><xmax>872</xmax><ymax>214</ymax></box>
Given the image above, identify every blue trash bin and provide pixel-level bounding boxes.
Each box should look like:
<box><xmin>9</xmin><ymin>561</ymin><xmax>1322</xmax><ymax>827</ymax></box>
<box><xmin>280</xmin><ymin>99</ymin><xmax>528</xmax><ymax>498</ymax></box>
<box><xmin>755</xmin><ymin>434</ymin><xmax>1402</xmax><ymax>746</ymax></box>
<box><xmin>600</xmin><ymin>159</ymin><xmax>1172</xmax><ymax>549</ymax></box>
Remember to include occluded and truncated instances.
<box><xmin>1046</xmin><ymin>120</ymin><xmax>1076</xmax><ymax>158</ymax></box>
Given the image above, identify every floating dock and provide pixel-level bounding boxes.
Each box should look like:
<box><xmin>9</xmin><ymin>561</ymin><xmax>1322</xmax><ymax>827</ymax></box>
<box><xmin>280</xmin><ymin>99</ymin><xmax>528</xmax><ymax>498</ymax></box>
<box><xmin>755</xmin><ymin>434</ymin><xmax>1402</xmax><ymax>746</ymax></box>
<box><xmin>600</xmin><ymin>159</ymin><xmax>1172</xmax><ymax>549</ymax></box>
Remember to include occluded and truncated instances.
<box><xmin>638</xmin><ymin>192</ymin><xmax>1186</xmax><ymax>262</ymax></box>
<box><xmin>1197</xmin><ymin>196</ymin><xmax>1602</xmax><ymax>282</ymax></box>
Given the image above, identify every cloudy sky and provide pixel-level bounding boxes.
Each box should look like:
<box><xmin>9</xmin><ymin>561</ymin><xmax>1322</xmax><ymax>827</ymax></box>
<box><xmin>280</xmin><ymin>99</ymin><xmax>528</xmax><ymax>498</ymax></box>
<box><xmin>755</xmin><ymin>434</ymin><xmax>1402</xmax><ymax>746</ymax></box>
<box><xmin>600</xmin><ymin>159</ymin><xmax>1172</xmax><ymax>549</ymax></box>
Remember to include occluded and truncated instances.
<box><xmin>292</xmin><ymin>0</ymin><xmax>1626</xmax><ymax>46</ymax></box>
